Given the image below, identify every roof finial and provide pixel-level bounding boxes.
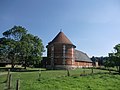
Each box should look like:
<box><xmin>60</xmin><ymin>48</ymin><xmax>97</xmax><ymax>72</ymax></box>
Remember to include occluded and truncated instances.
<box><xmin>60</xmin><ymin>28</ymin><xmax>62</xmax><ymax>32</ymax></box>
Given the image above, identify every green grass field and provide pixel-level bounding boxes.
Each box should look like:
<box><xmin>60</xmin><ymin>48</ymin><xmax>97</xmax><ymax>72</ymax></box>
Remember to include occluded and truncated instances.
<box><xmin>0</xmin><ymin>67</ymin><xmax>120</xmax><ymax>90</ymax></box>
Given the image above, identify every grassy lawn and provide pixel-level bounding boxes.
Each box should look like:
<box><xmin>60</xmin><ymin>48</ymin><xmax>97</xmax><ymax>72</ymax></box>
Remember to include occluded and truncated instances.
<box><xmin>0</xmin><ymin>67</ymin><xmax>120</xmax><ymax>90</ymax></box>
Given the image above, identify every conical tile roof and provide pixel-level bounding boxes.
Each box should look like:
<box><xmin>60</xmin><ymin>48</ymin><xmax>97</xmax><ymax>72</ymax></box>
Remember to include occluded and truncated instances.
<box><xmin>49</xmin><ymin>31</ymin><xmax>74</xmax><ymax>45</ymax></box>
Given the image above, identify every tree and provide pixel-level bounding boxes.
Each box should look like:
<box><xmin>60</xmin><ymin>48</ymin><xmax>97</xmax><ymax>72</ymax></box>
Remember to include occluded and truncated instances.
<box><xmin>0</xmin><ymin>26</ymin><xmax>27</xmax><ymax>68</ymax></box>
<box><xmin>114</xmin><ymin>44</ymin><xmax>120</xmax><ymax>73</ymax></box>
<box><xmin>105</xmin><ymin>54</ymin><xmax>115</xmax><ymax>68</ymax></box>
<box><xmin>0</xmin><ymin>26</ymin><xmax>44</xmax><ymax>69</ymax></box>
<box><xmin>0</xmin><ymin>37</ymin><xmax>17</xmax><ymax>68</ymax></box>
<box><xmin>0</xmin><ymin>38</ymin><xmax>9</xmax><ymax>63</ymax></box>
<box><xmin>3</xmin><ymin>26</ymin><xmax>27</xmax><ymax>41</ymax></box>
<box><xmin>19</xmin><ymin>34</ymin><xmax>44</xmax><ymax>69</ymax></box>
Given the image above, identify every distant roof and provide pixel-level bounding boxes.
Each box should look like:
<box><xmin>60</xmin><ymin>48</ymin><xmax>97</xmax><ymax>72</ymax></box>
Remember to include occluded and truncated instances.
<box><xmin>48</xmin><ymin>31</ymin><xmax>75</xmax><ymax>46</ymax></box>
<box><xmin>75</xmin><ymin>50</ymin><xmax>92</xmax><ymax>62</ymax></box>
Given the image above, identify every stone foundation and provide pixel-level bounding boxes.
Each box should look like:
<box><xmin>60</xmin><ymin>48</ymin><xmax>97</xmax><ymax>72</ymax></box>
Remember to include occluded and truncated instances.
<box><xmin>46</xmin><ymin>65</ymin><xmax>93</xmax><ymax>70</ymax></box>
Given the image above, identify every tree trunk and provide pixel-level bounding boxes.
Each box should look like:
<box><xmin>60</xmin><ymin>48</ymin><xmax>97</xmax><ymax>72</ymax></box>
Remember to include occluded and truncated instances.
<box><xmin>12</xmin><ymin>65</ymin><xmax>14</xmax><ymax>69</ymax></box>
<box><xmin>11</xmin><ymin>60</ymin><xmax>14</xmax><ymax>69</ymax></box>
<box><xmin>24</xmin><ymin>66</ymin><xmax>27</xmax><ymax>69</ymax></box>
<box><xmin>11</xmin><ymin>57</ymin><xmax>15</xmax><ymax>69</ymax></box>
<box><xmin>24</xmin><ymin>60</ymin><xmax>27</xmax><ymax>69</ymax></box>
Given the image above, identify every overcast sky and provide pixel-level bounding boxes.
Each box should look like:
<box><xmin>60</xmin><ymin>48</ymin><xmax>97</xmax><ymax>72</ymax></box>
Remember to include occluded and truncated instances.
<box><xmin>0</xmin><ymin>0</ymin><xmax>120</xmax><ymax>57</ymax></box>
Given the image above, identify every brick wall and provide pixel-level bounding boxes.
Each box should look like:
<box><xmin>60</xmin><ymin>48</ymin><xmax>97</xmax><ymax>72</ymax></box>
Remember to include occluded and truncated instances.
<box><xmin>46</xmin><ymin>43</ymin><xmax>92</xmax><ymax>69</ymax></box>
<box><xmin>46</xmin><ymin>43</ymin><xmax>75</xmax><ymax>65</ymax></box>
<box><xmin>74</xmin><ymin>61</ymin><xmax>92</xmax><ymax>67</ymax></box>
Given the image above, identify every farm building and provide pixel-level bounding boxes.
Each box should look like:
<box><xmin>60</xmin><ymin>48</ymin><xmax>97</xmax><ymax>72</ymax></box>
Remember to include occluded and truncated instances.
<box><xmin>46</xmin><ymin>31</ymin><xmax>92</xmax><ymax>69</ymax></box>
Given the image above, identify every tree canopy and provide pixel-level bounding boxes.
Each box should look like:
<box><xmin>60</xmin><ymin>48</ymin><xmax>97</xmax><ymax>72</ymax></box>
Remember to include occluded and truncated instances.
<box><xmin>0</xmin><ymin>26</ymin><xmax>44</xmax><ymax>68</ymax></box>
<box><xmin>105</xmin><ymin>44</ymin><xmax>120</xmax><ymax>74</ymax></box>
<box><xmin>114</xmin><ymin>44</ymin><xmax>120</xmax><ymax>73</ymax></box>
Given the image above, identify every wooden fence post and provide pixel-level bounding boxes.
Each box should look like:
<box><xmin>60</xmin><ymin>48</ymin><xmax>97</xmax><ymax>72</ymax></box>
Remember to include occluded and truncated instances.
<box><xmin>16</xmin><ymin>79</ymin><xmax>20</xmax><ymax>90</ymax></box>
<box><xmin>83</xmin><ymin>67</ymin><xmax>85</xmax><ymax>75</ymax></box>
<box><xmin>67</xmin><ymin>69</ymin><xmax>70</xmax><ymax>76</ymax></box>
<box><xmin>91</xmin><ymin>67</ymin><xmax>94</xmax><ymax>74</ymax></box>
<box><xmin>6</xmin><ymin>69</ymin><xmax>10</xmax><ymax>82</ymax></box>
<box><xmin>38</xmin><ymin>69</ymin><xmax>41</xmax><ymax>81</ymax></box>
<box><xmin>8</xmin><ymin>74</ymin><xmax>12</xmax><ymax>89</ymax></box>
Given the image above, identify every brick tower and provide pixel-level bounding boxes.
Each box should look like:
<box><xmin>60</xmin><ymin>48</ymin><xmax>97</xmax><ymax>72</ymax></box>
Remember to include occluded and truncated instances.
<box><xmin>46</xmin><ymin>31</ymin><xmax>76</xmax><ymax>69</ymax></box>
